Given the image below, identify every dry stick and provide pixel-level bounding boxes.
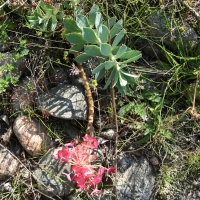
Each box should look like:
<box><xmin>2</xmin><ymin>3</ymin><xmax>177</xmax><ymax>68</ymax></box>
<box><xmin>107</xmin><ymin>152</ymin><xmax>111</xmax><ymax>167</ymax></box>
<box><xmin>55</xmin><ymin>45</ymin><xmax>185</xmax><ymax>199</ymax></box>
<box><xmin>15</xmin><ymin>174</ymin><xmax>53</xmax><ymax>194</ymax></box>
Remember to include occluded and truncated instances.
<box><xmin>74</xmin><ymin>54</ymin><xmax>94</xmax><ymax>136</ymax></box>
<box><xmin>182</xmin><ymin>1</ymin><xmax>200</xmax><ymax>22</ymax></box>
<box><xmin>105</xmin><ymin>2</ymin><xmax>119</xmax><ymax>199</ymax></box>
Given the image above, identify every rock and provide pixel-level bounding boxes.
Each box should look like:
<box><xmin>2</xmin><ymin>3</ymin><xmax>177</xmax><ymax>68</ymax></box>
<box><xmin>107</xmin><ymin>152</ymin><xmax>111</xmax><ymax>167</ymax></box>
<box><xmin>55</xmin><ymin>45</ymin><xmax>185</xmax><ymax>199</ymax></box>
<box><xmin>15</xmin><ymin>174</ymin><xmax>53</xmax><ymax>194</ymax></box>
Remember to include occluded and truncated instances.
<box><xmin>146</xmin><ymin>12</ymin><xmax>198</xmax><ymax>51</ymax></box>
<box><xmin>13</xmin><ymin>115</ymin><xmax>53</xmax><ymax>157</ymax></box>
<box><xmin>37</xmin><ymin>84</ymin><xmax>87</xmax><ymax>120</ymax></box>
<box><xmin>117</xmin><ymin>153</ymin><xmax>155</xmax><ymax>200</ymax></box>
<box><xmin>99</xmin><ymin>129</ymin><xmax>116</xmax><ymax>140</ymax></box>
<box><xmin>33</xmin><ymin>148</ymin><xmax>74</xmax><ymax>197</ymax></box>
<box><xmin>0</xmin><ymin>144</ymin><xmax>21</xmax><ymax>180</ymax></box>
<box><xmin>11</xmin><ymin>77</ymin><xmax>35</xmax><ymax>111</ymax></box>
<box><xmin>48</xmin><ymin>67</ymin><xmax>69</xmax><ymax>86</ymax></box>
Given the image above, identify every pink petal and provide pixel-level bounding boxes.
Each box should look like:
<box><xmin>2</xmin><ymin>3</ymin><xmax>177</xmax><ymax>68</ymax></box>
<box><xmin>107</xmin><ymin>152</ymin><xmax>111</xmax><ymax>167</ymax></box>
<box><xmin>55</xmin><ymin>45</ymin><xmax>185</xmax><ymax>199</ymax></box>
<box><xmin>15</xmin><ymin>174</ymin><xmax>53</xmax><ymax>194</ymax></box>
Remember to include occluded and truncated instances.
<box><xmin>82</xmin><ymin>136</ymin><xmax>98</xmax><ymax>149</ymax></box>
<box><xmin>90</xmin><ymin>189</ymin><xmax>102</xmax><ymax>195</ymax></box>
<box><xmin>98</xmin><ymin>166</ymin><xmax>105</xmax><ymax>175</ymax></box>
<box><xmin>106</xmin><ymin>166</ymin><xmax>115</xmax><ymax>175</ymax></box>
<box><xmin>62</xmin><ymin>172</ymin><xmax>72</xmax><ymax>181</ymax></box>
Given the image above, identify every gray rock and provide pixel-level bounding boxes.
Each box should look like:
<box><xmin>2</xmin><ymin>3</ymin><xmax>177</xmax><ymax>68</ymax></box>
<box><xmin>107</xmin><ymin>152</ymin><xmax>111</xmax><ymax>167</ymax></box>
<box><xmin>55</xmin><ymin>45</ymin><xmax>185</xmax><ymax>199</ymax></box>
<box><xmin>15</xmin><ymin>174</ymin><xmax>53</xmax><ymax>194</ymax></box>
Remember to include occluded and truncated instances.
<box><xmin>37</xmin><ymin>84</ymin><xmax>87</xmax><ymax>120</ymax></box>
<box><xmin>117</xmin><ymin>153</ymin><xmax>155</xmax><ymax>200</ymax></box>
<box><xmin>33</xmin><ymin>148</ymin><xmax>74</xmax><ymax>197</ymax></box>
<box><xmin>0</xmin><ymin>144</ymin><xmax>21</xmax><ymax>180</ymax></box>
<box><xmin>147</xmin><ymin>12</ymin><xmax>198</xmax><ymax>51</ymax></box>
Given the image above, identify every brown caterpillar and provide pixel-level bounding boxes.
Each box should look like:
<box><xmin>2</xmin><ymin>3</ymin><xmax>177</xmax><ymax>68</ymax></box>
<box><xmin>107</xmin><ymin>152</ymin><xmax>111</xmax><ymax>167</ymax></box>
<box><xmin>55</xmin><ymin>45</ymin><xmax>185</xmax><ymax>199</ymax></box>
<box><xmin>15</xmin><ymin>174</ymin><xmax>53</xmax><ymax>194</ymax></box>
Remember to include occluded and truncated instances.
<box><xmin>74</xmin><ymin>54</ymin><xmax>94</xmax><ymax>136</ymax></box>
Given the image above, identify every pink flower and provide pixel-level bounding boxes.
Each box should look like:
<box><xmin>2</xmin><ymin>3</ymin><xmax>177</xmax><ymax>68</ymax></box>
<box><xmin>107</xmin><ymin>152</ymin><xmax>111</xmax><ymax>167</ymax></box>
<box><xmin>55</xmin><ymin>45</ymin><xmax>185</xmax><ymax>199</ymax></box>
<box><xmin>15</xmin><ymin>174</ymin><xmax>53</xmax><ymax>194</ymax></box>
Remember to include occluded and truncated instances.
<box><xmin>62</xmin><ymin>172</ymin><xmax>72</xmax><ymax>181</ymax></box>
<box><xmin>106</xmin><ymin>166</ymin><xmax>115</xmax><ymax>175</ymax></box>
<box><xmin>90</xmin><ymin>166</ymin><xmax>104</xmax><ymax>186</ymax></box>
<box><xmin>81</xmin><ymin>136</ymin><xmax>98</xmax><ymax>149</ymax></box>
<box><xmin>54</xmin><ymin>147</ymin><xmax>73</xmax><ymax>163</ymax></box>
<box><xmin>72</xmin><ymin>174</ymin><xmax>87</xmax><ymax>189</ymax></box>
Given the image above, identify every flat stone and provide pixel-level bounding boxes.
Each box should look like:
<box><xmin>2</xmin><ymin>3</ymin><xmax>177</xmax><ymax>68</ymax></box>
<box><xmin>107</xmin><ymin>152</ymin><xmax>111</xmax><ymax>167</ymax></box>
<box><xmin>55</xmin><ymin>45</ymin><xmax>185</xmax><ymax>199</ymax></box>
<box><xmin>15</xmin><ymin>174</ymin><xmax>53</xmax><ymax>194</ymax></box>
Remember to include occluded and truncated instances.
<box><xmin>33</xmin><ymin>148</ymin><xmax>74</xmax><ymax>197</ymax></box>
<box><xmin>0</xmin><ymin>145</ymin><xmax>21</xmax><ymax>180</ymax></box>
<box><xmin>117</xmin><ymin>153</ymin><xmax>155</xmax><ymax>200</ymax></box>
<box><xmin>147</xmin><ymin>12</ymin><xmax>198</xmax><ymax>51</ymax></box>
<box><xmin>37</xmin><ymin>84</ymin><xmax>87</xmax><ymax>120</ymax></box>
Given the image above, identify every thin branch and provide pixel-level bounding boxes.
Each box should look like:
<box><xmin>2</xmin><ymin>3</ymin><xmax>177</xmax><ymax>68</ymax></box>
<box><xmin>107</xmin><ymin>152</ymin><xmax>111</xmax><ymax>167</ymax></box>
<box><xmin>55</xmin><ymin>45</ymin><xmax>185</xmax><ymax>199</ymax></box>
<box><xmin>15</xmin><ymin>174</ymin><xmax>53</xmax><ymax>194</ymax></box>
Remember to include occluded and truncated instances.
<box><xmin>182</xmin><ymin>1</ymin><xmax>200</xmax><ymax>22</ymax></box>
<box><xmin>0</xmin><ymin>0</ymin><xmax>9</xmax><ymax>9</ymax></box>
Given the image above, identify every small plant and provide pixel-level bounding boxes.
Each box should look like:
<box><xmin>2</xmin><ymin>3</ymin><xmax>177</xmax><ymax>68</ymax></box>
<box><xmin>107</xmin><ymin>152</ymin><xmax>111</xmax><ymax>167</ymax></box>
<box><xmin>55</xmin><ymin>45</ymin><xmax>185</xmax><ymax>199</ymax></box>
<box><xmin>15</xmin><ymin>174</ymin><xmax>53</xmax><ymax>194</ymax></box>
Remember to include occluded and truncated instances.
<box><xmin>54</xmin><ymin>136</ymin><xmax>115</xmax><ymax>194</ymax></box>
<box><xmin>64</xmin><ymin>4</ymin><xmax>142</xmax><ymax>94</ymax></box>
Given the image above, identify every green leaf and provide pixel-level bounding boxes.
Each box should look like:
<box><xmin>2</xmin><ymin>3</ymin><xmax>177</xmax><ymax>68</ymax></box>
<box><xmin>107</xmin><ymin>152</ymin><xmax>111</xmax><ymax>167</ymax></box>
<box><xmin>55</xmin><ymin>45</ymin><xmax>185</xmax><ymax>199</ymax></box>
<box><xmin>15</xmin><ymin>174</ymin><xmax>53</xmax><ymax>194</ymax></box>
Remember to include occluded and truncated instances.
<box><xmin>27</xmin><ymin>16</ymin><xmax>39</xmax><ymax>28</ymax></box>
<box><xmin>74</xmin><ymin>53</ymin><xmax>92</xmax><ymax>63</ymax></box>
<box><xmin>113</xmin><ymin>70</ymin><xmax>119</xmax><ymax>87</ymax></box>
<box><xmin>126</xmin><ymin>76</ymin><xmax>137</xmax><ymax>84</ymax></box>
<box><xmin>120</xmin><ymin>69</ymin><xmax>139</xmax><ymax>78</ymax></box>
<box><xmin>69</xmin><ymin>44</ymin><xmax>84</xmax><ymax>54</ymax></box>
<box><xmin>51</xmin><ymin>15</ymin><xmax>57</xmax><ymax>31</ymax></box>
<box><xmin>84</xmin><ymin>45</ymin><xmax>101</xmax><ymax>56</ymax></box>
<box><xmin>120</xmin><ymin>50</ymin><xmax>141</xmax><ymax>59</ymax></box>
<box><xmin>57</xmin><ymin>11</ymin><xmax>64</xmax><ymax>21</ymax></box>
<box><xmin>109</xmin><ymin>16</ymin><xmax>117</xmax><ymax>28</ymax></box>
<box><xmin>95</xmin><ymin>67</ymin><xmax>105</xmax><ymax>81</ymax></box>
<box><xmin>115</xmin><ymin>44</ymin><xmax>127</xmax><ymax>59</ymax></box>
<box><xmin>118</xmin><ymin>101</ymin><xmax>135</xmax><ymax>116</ymax></box>
<box><xmin>82</xmin><ymin>27</ymin><xmax>100</xmax><ymax>44</ymax></box>
<box><xmin>112</xmin><ymin>46</ymin><xmax>120</xmax><ymax>55</ymax></box>
<box><xmin>119</xmin><ymin>71</ymin><xmax>127</xmax><ymax>86</ymax></box>
<box><xmin>100</xmin><ymin>43</ymin><xmax>112</xmax><ymax>56</ymax></box>
<box><xmin>66</xmin><ymin>33</ymin><xmax>86</xmax><ymax>44</ymax></box>
<box><xmin>110</xmin><ymin>19</ymin><xmax>123</xmax><ymax>39</ymax></box>
<box><xmin>136</xmin><ymin>134</ymin><xmax>151</xmax><ymax>144</ymax></box>
<box><xmin>63</xmin><ymin>18</ymin><xmax>81</xmax><ymax>32</ymax></box>
<box><xmin>105</xmin><ymin>16</ymin><xmax>117</xmax><ymax>28</ymax></box>
<box><xmin>120</xmin><ymin>52</ymin><xmax>142</xmax><ymax>64</ymax></box>
<box><xmin>105</xmin><ymin>61</ymin><xmax>116</xmax><ymax>70</ymax></box>
<box><xmin>104</xmin><ymin>68</ymin><xmax>116</xmax><ymax>89</ymax></box>
<box><xmin>98</xmin><ymin>25</ymin><xmax>108</xmax><ymax>43</ymax></box>
<box><xmin>76</xmin><ymin>15</ymin><xmax>89</xmax><ymax>30</ymax></box>
<box><xmin>89</xmin><ymin>4</ymin><xmax>100</xmax><ymax>27</ymax></box>
<box><xmin>95</xmin><ymin>12</ymin><xmax>103</xmax><ymax>30</ymax></box>
<box><xmin>92</xmin><ymin>62</ymin><xmax>105</xmax><ymax>74</ymax></box>
<box><xmin>112</xmin><ymin>29</ymin><xmax>125</xmax><ymax>48</ymax></box>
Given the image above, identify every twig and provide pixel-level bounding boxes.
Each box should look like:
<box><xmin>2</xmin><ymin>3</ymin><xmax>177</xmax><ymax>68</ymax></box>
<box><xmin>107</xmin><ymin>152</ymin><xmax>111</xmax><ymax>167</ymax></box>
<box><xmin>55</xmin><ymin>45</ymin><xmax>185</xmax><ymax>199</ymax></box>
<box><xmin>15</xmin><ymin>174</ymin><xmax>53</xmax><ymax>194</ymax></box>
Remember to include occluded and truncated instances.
<box><xmin>106</xmin><ymin>1</ymin><xmax>119</xmax><ymax>199</ymax></box>
<box><xmin>0</xmin><ymin>0</ymin><xmax>9</xmax><ymax>9</ymax></box>
<box><xmin>182</xmin><ymin>1</ymin><xmax>200</xmax><ymax>22</ymax></box>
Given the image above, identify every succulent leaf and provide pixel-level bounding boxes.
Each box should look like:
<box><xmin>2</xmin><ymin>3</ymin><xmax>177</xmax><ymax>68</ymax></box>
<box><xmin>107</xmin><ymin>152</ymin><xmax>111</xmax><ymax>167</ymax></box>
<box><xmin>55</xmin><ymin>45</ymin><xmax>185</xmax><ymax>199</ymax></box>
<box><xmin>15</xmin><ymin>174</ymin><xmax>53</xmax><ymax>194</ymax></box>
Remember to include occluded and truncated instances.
<box><xmin>89</xmin><ymin>4</ymin><xmax>100</xmax><ymax>27</ymax></box>
<box><xmin>115</xmin><ymin>44</ymin><xmax>127</xmax><ymax>59</ymax></box>
<box><xmin>66</xmin><ymin>33</ymin><xmax>86</xmax><ymax>44</ymax></box>
<box><xmin>82</xmin><ymin>27</ymin><xmax>100</xmax><ymax>44</ymax></box>
<box><xmin>98</xmin><ymin>25</ymin><xmax>109</xmax><ymax>43</ymax></box>
<box><xmin>74</xmin><ymin>53</ymin><xmax>92</xmax><ymax>63</ymax></box>
<box><xmin>76</xmin><ymin>15</ymin><xmax>89</xmax><ymax>30</ymax></box>
<box><xmin>100</xmin><ymin>43</ymin><xmax>112</xmax><ymax>56</ymax></box>
<box><xmin>110</xmin><ymin>19</ymin><xmax>123</xmax><ymax>39</ymax></box>
<box><xmin>92</xmin><ymin>62</ymin><xmax>105</xmax><ymax>74</ymax></box>
<box><xmin>120</xmin><ymin>50</ymin><xmax>142</xmax><ymax>59</ymax></box>
<box><xmin>104</xmin><ymin>68</ymin><xmax>116</xmax><ymax>89</ymax></box>
<box><xmin>63</xmin><ymin>18</ymin><xmax>81</xmax><ymax>32</ymax></box>
<box><xmin>95</xmin><ymin>67</ymin><xmax>105</xmax><ymax>81</ymax></box>
<box><xmin>105</xmin><ymin>61</ymin><xmax>116</xmax><ymax>70</ymax></box>
<box><xmin>112</xmin><ymin>29</ymin><xmax>125</xmax><ymax>48</ymax></box>
<box><xmin>69</xmin><ymin>44</ymin><xmax>84</xmax><ymax>54</ymax></box>
<box><xmin>95</xmin><ymin>12</ymin><xmax>103</xmax><ymax>31</ymax></box>
<box><xmin>84</xmin><ymin>45</ymin><xmax>101</xmax><ymax>56</ymax></box>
